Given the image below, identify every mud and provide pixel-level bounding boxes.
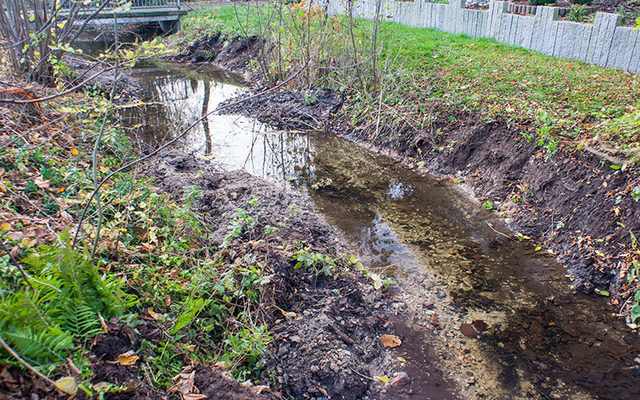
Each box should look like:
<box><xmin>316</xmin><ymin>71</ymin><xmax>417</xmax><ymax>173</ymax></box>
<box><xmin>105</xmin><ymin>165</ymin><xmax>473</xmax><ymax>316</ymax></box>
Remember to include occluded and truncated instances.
<box><xmin>219</xmin><ymin>84</ymin><xmax>640</xmax><ymax>299</ymax></box>
<box><xmin>172</xmin><ymin>34</ymin><xmax>266</xmax><ymax>77</ymax></box>
<box><xmin>63</xmin><ymin>55</ymin><xmax>143</xmax><ymax>100</ymax></box>
<box><xmin>368</xmin><ymin>114</ymin><xmax>640</xmax><ymax>296</ymax></box>
<box><xmin>176</xmin><ymin>31</ymin><xmax>640</xmax><ymax>297</ymax></box>
<box><xmin>146</xmin><ymin>150</ymin><xmax>402</xmax><ymax>399</ymax></box>
<box><xmin>220</xmin><ymin>89</ymin><xmax>345</xmax><ymax>132</ymax></box>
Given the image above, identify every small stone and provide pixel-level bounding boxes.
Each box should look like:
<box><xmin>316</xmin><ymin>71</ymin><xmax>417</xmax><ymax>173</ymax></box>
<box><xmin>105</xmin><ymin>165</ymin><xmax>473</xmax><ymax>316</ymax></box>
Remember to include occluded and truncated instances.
<box><xmin>390</xmin><ymin>372</ymin><xmax>409</xmax><ymax>388</ymax></box>
<box><xmin>330</xmin><ymin>362</ymin><xmax>340</xmax><ymax>373</ymax></box>
<box><xmin>277</xmin><ymin>346</ymin><xmax>288</xmax><ymax>357</ymax></box>
<box><xmin>289</xmin><ymin>335</ymin><xmax>301</xmax><ymax>343</ymax></box>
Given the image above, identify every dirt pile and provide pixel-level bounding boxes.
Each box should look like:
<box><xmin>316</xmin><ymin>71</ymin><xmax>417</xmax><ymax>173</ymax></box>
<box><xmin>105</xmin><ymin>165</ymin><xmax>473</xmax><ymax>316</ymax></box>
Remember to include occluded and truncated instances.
<box><xmin>172</xmin><ymin>33</ymin><xmax>266</xmax><ymax>74</ymax></box>
<box><xmin>64</xmin><ymin>55</ymin><xmax>143</xmax><ymax>100</ymax></box>
<box><xmin>370</xmin><ymin>114</ymin><xmax>640</xmax><ymax>295</ymax></box>
<box><xmin>210</xmin><ymin>81</ymin><xmax>640</xmax><ymax>297</ymax></box>
<box><xmin>147</xmin><ymin>150</ymin><xmax>397</xmax><ymax>399</ymax></box>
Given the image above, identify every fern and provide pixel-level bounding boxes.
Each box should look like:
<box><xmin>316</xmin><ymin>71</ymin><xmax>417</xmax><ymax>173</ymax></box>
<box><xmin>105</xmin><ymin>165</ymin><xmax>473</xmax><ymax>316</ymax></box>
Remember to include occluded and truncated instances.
<box><xmin>0</xmin><ymin>235</ymin><xmax>134</xmax><ymax>368</ymax></box>
<box><xmin>61</xmin><ymin>303</ymin><xmax>104</xmax><ymax>339</ymax></box>
<box><xmin>2</xmin><ymin>327</ymin><xmax>73</xmax><ymax>365</ymax></box>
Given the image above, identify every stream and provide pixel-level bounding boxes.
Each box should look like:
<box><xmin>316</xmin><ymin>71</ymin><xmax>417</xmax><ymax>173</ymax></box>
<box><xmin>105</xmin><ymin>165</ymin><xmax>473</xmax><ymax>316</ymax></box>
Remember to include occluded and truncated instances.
<box><xmin>125</xmin><ymin>62</ymin><xmax>640</xmax><ymax>400</ymax></box>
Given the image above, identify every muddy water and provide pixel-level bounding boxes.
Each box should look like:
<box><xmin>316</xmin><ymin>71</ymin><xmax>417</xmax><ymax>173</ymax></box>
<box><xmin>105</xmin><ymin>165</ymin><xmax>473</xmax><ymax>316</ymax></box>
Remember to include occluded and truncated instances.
<box><xmin>128</xmin><ymin>63</ymin><xmax>640</xmax><ymax>400</ymax></box>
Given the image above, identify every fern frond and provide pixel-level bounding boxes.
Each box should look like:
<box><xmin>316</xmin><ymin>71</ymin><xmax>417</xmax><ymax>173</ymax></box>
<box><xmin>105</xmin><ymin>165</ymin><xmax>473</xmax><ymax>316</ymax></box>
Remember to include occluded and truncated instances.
<box><xmin>1</xmin><ymin>326</ymin><xmax>72</xmax><ymax>363</ymax></box>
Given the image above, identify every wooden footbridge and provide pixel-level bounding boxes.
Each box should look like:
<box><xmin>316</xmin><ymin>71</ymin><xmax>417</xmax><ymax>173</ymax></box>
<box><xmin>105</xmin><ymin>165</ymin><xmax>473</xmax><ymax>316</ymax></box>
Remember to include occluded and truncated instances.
<box><xmin>62</xmin><ymin>0</ymin><xmax>187</xmax><ymax>31</ymax></box>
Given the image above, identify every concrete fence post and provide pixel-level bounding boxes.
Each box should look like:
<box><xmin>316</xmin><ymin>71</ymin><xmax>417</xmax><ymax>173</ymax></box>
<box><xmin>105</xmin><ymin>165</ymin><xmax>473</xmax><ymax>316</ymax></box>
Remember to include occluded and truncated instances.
<box><xmin>320</xmin><ymin>0</ymin><xmax>638</xmax><ymax>73</ymax></box>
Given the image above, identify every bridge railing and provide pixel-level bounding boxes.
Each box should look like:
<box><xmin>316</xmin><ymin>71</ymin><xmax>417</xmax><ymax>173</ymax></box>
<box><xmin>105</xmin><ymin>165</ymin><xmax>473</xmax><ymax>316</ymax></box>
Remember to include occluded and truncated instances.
<box><xmin>56</xmin><ymin>0</ymin><xmax>181</xmax><ymax>12</ymax></box>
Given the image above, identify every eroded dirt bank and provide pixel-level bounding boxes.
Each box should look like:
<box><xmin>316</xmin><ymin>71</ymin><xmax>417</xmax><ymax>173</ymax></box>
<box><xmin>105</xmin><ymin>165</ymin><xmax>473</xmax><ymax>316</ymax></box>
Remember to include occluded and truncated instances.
<box><xmin>145</xmin><ymin>151</ymin><xmax>401</xmax><ymax>399</ymax></box>
<box><xmin>175</xmin><ymin>33</ymin><xmax>640</xmax><ymax>301</ymax></box>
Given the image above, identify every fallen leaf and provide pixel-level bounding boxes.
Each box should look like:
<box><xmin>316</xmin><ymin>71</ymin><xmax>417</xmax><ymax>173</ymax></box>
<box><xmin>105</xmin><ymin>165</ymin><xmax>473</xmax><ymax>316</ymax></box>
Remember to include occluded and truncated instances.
<box><xmin>69</xmin><ymin>148</ymin><xmax>79</xmax><ymax>156</ymax></box>
<box><xmin>377</xmin><ymin>375</ymin><xmax>390</xmax><ymax>383</ymax></box>
<box><xmin>0</xmin><ymin>222</ymin><xmax>11</xmax><ymax>231</ymax></box>
<box><xmin>117</xmin><ymin>350</ymin><xmax>139</xmax><ymax>366</ymax></box>
<box><xmin>34</xmin><ymin>176</ymin><xmax>50</xmax><ymax>189</ymax></box>
<box><xmin>460</xmin><ymin>323</ymin><xmax>477</xmax><ymax>338</ymax></box>
<box><xmin>147</xmin><ymin>308</ymin><xmax>160</xmax><ymax>320</ymax></box>
<box><xmin>55</xmin><ymin>376</ymin><xmax>78</xmax><ymax>395</ymax></box>
<box><xmin>396</xmin><ymin>357</ymin><xmax>406</xmax><ymax>363</ymax></box>
<box><xmin>93</xmin><ymin>382</ymin><xmax>109</xmax><ymax>391</ymax></box>
<box><xmin>252</xmin><ymin>385</ymin><xmax>269</xmax><ymax>395</ymax></box>
<box><xmin>184</xmin><ymin>395</ymin><xmax>208</xmax><ymax>400</ymax></box>
<box><xmin>213</xmin><ymin>361</ymin><xmax>229</xmax><ymax>372</ymax></box>
<box><xmin>380</xmin><ymin>334</ymin><xmax>402</xmax><ymax>348</ymax></box>
<box><xmin>429</xmin><ymin>314</ymin><xmax>439</xmax><ymax>327</ymax></box>
<box><xmin>168</xmin><ymin>370</ymin><xmax>195</xmax><ymax>395</ymax></box>
<box><xmin>472</xmin><ymin>319</ymin><xmax>488</xmax><ymax>332</ymax></box>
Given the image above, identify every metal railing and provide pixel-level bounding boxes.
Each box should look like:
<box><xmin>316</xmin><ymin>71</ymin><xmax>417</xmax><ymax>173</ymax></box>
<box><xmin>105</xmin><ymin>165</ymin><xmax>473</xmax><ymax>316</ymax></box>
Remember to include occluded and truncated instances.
<box><xmin>57</xmin><ymin>0</ymin><xmax>182</xmax><ymax>12</ymax></box>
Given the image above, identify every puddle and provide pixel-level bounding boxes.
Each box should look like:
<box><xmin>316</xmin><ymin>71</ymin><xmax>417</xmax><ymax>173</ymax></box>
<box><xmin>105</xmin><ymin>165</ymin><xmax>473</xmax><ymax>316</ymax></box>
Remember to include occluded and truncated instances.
<box><xmin>126</xmin><ymin>62</ymin><xmax>640</xmax><ymax>400</ymax></box>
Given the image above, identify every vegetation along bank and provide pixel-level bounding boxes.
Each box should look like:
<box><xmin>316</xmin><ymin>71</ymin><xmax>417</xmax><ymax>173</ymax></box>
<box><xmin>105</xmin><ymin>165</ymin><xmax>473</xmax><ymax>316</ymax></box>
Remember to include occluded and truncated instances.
<box><xmin>0</xmin><ymin>11</ymin><xmax>400</xmax><ymax>400</ymax></box>
<box><xmin>161</xmin><ymin>3</ymin><xmax>640</xmax><ymax>328</ymax></box>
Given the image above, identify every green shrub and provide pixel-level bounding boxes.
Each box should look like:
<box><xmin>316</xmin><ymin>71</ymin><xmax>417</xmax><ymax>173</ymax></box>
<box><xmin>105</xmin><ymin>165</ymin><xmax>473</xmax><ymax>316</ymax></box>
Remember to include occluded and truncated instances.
<box><xmin>572</xmin><ymin>0</ymin><xmax>593</xmax><ymax>5</ymax></box>
<box><xmin>568</xmin><ymin>5</ymin><xmax>588</xmax><ymax>22</ymax></box>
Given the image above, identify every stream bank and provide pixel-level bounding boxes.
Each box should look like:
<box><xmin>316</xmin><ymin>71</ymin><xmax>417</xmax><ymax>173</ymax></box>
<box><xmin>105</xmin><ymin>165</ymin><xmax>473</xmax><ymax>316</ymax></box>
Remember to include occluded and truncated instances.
<box><xmin>147</xmin><ymin>28</ymin><xmax>640</xmax><ymax>398</ymax></box>
<box><xmin>126</xmin><ymin>58</ymin><xmax>640</xmax><ymax>399</ymax></box>
<box><xmin>174</xmin><ymin>33</ymin><xmax>640</xmax><ymax>303</ymax></box>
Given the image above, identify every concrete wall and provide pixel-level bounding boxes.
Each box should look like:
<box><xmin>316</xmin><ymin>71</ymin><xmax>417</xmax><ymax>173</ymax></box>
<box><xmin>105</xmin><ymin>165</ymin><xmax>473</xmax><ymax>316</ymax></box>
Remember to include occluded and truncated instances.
<box><xmin>322</xmin><ymin>0</ymin><xmax>640</xmax><ymax>73</ymax></box>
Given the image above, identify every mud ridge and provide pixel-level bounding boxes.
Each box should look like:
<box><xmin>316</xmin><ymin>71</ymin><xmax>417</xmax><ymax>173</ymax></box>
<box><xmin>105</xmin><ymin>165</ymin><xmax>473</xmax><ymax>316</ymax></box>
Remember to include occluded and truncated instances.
<box><xmin>146</xmin><ymin>150</ymin><xmax>398</xmax><ymax>399</ymax></box>
<box><xmin>175</xmin><ymin>33</ymin><xmax>640</xmax><ymax>299</ymax></box>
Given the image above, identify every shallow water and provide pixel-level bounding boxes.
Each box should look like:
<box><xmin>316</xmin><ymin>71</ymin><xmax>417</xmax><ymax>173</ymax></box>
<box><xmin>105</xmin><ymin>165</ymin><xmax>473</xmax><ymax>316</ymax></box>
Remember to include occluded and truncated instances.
<box><xmin>127</xmin><ymin>62</ymin><xmax>640</xmax><ymax>400</ymax></box>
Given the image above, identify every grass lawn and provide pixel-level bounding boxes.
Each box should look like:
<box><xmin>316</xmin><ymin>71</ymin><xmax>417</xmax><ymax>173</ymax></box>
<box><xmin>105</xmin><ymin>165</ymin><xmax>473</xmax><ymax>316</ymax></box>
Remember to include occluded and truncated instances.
<box><xmin>169</xmin><ymin>5</ymin><xmax>640</xmax><ymax>155</ymax></box>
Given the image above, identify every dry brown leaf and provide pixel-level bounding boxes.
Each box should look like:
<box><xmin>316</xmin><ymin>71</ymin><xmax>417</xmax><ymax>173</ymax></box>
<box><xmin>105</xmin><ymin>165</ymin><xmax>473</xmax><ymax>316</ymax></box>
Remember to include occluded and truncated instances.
<box><xmin>252</xmin><ymin>385</ymin><xmax>269</xmax><ymax>395</ymax></box>
<box><xmin>33</xmin><ymin>176</ymin><xmax>50</xmax><ymax>189</ymax></box>
<box><xmin>379</xmin><ymin>334</ymin><xmax>402</xmax><ymax>348</ymax></box>
<box><xmin>183</xmin><ymin>394</ymin><xmax>208</xmax><ymax>400</ymax></box>
<box><xmin>147</xmin><ymin>308</ymin><xmax>160</xmax><ymax>320</ymax></box>
<box><xmin>168</xmin><ymin>371</ymin><xmax>195</xmax><ymax>394</ymax></box>
<box><xmin>117</xmin><ymin>351</ymin><xmax>139</xmax><ymax>366</ymax></box>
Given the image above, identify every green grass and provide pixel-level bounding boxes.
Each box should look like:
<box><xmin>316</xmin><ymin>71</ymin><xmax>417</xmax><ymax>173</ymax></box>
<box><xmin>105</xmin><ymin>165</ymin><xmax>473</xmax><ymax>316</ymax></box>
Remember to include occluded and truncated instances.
<box><xmin>171</xmin><ymin>5</ymin><xmax>640</xmax><ymax>153</ymax></box>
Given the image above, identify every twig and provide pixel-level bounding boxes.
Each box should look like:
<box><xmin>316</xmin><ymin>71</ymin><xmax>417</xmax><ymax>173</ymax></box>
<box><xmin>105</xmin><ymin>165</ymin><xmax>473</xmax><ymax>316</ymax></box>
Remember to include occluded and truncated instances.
<box><xmin>348</xmin><ymin>366</ymin><xmax>376</xmax><ymax>381</ymax></box>
<box><xmin>0</xmin><ymin>241</ymin><xmax>34</xmax><ymax>291</ymax></box>
<box><xmin>486</xmin><ymin>221</ymin><xmax>515</xmax><ymax>240</ymax></box>
<box><xmin>0</xmin><ymin>66</ymin><xmax>116</xmax><ymax>105</ymax></box>
<box><xmin>0</xmin><ymin>333</ymin><xmax>57</xmax><ymax>387</ymax></box>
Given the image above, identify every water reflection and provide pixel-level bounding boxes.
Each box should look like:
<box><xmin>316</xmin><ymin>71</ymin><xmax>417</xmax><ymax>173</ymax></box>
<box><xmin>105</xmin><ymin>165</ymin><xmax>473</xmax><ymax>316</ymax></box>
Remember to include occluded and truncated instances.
<box><xmin>128</xmin><ymin>63</ymin><xmax>640</xmax><ymax>400</ymax></box>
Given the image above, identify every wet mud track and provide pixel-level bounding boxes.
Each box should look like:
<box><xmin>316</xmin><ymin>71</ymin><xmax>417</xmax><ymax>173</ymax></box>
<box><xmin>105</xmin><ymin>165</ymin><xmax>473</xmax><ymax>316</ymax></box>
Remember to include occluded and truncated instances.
<box><xmin>126</xmin><ymin>61</ymin><xmax>640</xmax><ymax>400</ymax></box>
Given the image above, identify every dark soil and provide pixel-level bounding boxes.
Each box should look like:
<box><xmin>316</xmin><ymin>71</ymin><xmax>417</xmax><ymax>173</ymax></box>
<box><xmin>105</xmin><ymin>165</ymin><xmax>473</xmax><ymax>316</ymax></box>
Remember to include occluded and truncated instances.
<box><xmin>172</xmin><ymin>32</ymin><xmax>640</xmax><ymax>298</ymax></box>
<box><xmin>146</xmin><ymin>150</ymin><xmax>399</xmax><ymax>399</ymax></box>
<box><xmin>216</xmin><ymin>86</ymin><xmax>640</xmax><ymax>302</ymax></box>
<box><xmin>0</xmin><ymin>366</ymin><xmax>63</xmax><ymax>400</ymax></box>
<box><xmin>171</xmin><ymin>33</ymin><xmax>266</xmax><ymax>76</ymax></box>
<box><xmin>228</xmin><ymin>87</ymin><xmax>640</xmax><ymax>296</ymax></box>
<box><xmin>220</xmin><ymin>89</ymin><xmax>346</xmax><ymax>132</ymax></box>
<box><xmin>369</xmin><ymin>114</ymin><xmax>640</xmax><ymax>297</ymax></box>
<box><xmin>63</xmin><ymin>55</ymin><xmax>143</xmax><ymax>100</ymax></box>
<box><xmin>87</xmin><ymin>320</ymin><xmax>264</xmax><ymax>400</ymax></box>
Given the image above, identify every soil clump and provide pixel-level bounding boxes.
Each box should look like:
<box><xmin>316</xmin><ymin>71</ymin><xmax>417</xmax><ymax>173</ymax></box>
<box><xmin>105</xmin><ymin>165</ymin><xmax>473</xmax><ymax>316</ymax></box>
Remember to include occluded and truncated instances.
<box><xmin>146</xmin><ymin>150</ymin><xmax>399</xmax><ymax>399</ymax></box>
